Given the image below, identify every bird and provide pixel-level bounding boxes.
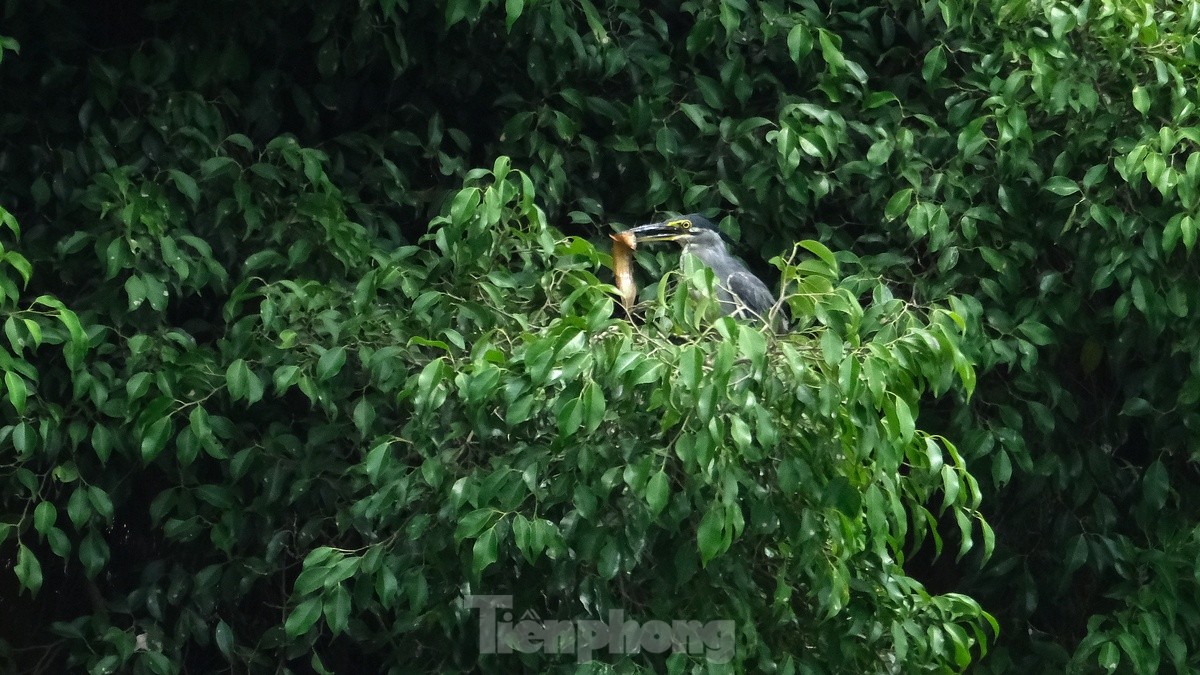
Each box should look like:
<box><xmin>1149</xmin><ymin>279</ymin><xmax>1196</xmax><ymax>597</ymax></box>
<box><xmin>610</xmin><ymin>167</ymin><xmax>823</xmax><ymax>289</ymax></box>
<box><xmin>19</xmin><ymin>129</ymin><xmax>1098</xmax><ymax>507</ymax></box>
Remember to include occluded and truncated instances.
<box><xmin>627</xmin><ymin>214</ymin><xmax>786</xmax><ymax>331</ymax></box>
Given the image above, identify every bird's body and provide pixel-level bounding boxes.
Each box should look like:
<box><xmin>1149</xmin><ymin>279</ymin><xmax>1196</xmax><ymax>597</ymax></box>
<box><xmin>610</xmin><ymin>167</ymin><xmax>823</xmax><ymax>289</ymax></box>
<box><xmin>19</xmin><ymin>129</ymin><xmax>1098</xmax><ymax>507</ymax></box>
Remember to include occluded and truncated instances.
<box><xmin>677</xmin><ymin>228</ymin><xmax>778</xmax><ymax>322</ymax></box>
<box><xmin>626</xmin><ymin>214</ymin><xmax>785</xmax><ymax>330</ymax></box>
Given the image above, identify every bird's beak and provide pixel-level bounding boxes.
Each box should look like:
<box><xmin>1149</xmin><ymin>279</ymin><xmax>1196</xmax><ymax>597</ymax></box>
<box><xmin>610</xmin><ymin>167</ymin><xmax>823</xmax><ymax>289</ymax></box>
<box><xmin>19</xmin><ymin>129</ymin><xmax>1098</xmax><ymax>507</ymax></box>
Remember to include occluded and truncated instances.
<box><xmin>627</xmin><ymin>221</ymin><xmax>687</xmax><ymax>243</ymax></box>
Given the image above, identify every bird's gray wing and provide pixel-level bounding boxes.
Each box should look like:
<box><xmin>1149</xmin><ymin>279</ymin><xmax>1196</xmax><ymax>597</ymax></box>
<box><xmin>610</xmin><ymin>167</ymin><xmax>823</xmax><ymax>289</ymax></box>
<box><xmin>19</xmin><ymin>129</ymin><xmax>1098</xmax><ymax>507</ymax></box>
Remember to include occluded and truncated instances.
<box><xmin>723</xmin><ymin>270</ymin><xmax>782</xmax><ymax>326</ymax></box>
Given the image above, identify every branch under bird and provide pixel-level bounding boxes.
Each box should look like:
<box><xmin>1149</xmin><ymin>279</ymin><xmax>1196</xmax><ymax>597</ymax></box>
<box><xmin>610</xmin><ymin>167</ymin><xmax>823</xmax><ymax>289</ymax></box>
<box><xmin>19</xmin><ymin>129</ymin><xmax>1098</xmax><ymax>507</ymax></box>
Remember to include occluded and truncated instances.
<box><xmin>625</xmin><ymin>214</ymin><xmax>787</xmax><ymax>331</ymax></box>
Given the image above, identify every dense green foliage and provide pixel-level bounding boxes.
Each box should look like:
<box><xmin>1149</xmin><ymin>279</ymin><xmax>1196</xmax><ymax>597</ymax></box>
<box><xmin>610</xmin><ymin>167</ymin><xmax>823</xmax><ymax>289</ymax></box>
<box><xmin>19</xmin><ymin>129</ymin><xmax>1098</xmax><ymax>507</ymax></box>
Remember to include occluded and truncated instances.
<box><xmin>1</xmin><ymin>0</ymin><xmax>1198</xmax><ymax>673</ymax></box>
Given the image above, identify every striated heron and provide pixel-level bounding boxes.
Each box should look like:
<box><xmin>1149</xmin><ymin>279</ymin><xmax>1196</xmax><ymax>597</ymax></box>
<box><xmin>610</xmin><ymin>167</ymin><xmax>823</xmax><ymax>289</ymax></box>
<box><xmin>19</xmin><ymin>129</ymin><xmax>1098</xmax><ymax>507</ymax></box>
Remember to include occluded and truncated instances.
<box><xmin>627</xmin><ymin>214</ymin><xmax>786</xmax><ymax>331</ymax></box>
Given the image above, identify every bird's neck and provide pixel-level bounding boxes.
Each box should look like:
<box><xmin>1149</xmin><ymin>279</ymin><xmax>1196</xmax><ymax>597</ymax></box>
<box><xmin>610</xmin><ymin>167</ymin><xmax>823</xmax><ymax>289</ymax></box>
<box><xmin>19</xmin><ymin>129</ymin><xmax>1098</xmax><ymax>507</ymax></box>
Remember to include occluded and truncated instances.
<box><xmin>682</xmin><ymin>238</ymin><xmax>727</xmax><ymax>266</ymax></box>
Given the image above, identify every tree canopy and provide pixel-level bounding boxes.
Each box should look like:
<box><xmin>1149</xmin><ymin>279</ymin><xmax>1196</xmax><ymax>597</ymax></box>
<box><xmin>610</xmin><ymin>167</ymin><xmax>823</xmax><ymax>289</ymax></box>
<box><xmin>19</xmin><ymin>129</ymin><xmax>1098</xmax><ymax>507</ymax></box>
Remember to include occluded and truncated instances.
<box><xmin>1</xmin><ymin>1</ymin><xmax>1198</xmax><ymax>673</ymax></box>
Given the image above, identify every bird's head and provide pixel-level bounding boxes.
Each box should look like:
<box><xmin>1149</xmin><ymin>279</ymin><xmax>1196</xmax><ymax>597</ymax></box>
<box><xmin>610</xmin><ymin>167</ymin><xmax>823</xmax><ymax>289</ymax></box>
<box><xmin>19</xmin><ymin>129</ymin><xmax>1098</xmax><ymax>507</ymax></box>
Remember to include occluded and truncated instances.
<box><xmin>627</xmin><ymin>214</ymin><xmax>723</xmax><ymax>248</ymax></box>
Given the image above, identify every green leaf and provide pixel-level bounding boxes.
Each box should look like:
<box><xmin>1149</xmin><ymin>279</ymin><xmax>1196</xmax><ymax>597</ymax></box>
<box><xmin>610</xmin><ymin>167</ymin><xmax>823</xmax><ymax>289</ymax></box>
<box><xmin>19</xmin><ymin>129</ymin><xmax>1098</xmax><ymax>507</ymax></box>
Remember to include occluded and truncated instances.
<box><xmin>1098</xmin><ymin>641</ymin><xmax>1120</xmax><ymax>671</ymax></box>
<box><xmin>47</xmin><ymin>527</ymin><xmax>71</xmax><ymax>559</ymax></box>
<box><xmin>360</xmin><ymin>439</ymin><xmax>388</xmax><ymax>480</ymax></box>
<box><xmin>1043</xmin><ymin>176</ymin><xmax>1079</xmax><ymax>196</ymax></box>
<box><xmin>1132</xmin><ymin>85</ymin><xmax>1150</xmax><ymax>115</ymax></box>
<box><xmin>324</xmin><ymin>585</ymin><xmax>351</xmax><ymax>635</ymax></box>
<box><xmin>87</xmin><ymin>486</ymin><xmax>115</xmax><ymax>523</ymax></box>
<box><xmin>33</xmin><ymin>501</ymin><xmax>56</xmax><ymax>535</ymax></box>
<box><xmin>581</xmin><ymin>381</ymin><xmax>606</xmax><ymax>433</ymax></box>
<box><xmin>941</xmin><ymin>465</ymin><xmax>961</xmax><ymax>510</ymax></box>
<box><xmin>678</xmin><ymin>345</ymin><xmax>703</xmax><ymax>391</ymax></box>
<box><xmin>1065</xmin><ymin>534</ymin><xmax>1088</xmax><ymax>573</ymax></box>
<box><xmin>215</xmin><ymin>620</ymin><xmax>234</xmax><ymax>658</ymax></box>
<box><xmin>1048</xmin><ymin>5</ymin><xmax>1076</xmax><ymax>39</ymax></box>
<box><xmin>126</xmin><ymin>371</ymin><xmax>152</xmax><ymax>400</ymax></box>
<box><xmin>317</xmin><ymin>346</ymin><xmax>347</xmax><ymax>381</ymax></box>
<box><xmin>125</xmin><ymin>274</ymin><xmax>147</xmax><ymax>310</ymax></box>
<box><xmin>737</xmin><ymin>324</ymin><xmax>767</xmax><ymax>371</ymax></box>
<box><xmin>189</xmin><ymin>405</ymin><xmax>213</xmax><ymax>442</ymax></box>
<box><xmin>67</xmin><ymin>487</ymin><xmax>91</xmax><ymax>528</ymax></box>
<box><xmin>922</xmin><ymin>44</ymin><xmax>947</xmax><ymax>82</ymax></box>
<box><xmin>597</xmin><ymin>540</ymin><xmax>620</xmax><ymax>580</ymax></box>
<box><xmin>285</xmin><ymin>597</ymin><xmax>323</xmax><ymax>637</ymax></box>
<box><xmin>78</xmin><ymin>528</ymin><xmax>108</xmax><ymax>578</ymax></box>
<box><xmin>820</xmin><ymin>329</ymin><xmax>842</xmax><ymax>365</ymax></box>
<box><xmin>5</xmin><ymin>371</ymin><xmax>27</xmax><ymax>414</ymax></box>
<box><xmin>866</xmin><ymin>139</ymin><xmax>893</xmax><ymax>166</ymax></box>
<box><xmin>512</xmin><ymin>514</ymin><xmax>540</xmax><ymax>562</ymax></box>
<box><xmin>1130</xmin><ymin>277</ymin><xmax>1148</xmax><ymax>313</ymax></box>
<box><xmin>1182</xmin><ymin>215</ymin><xmax>1197</xmax><ymax>252</ymax></box>
<box><xmin>201</xmin><ymin>156</ymin><xmax>238</xmax><ymax>178</ymax></box>
<box><xmin>817</xmin><ymin>29</ymin><xmax>844</xmax><ymax>70</ymax></box>
<box><xmin>893</xmin><ymin>395</ymin><xmax>915</xmax><ymax>443</ymax></box>
<box><xmin>557</xmin><ymin>397</ymin><xmax>583</xmax><ymax>438</ymax></box>
<box><xmin>534</xmin><ymin>519</ymin><xmax>556</xmax><ymax>561</ymax></box>
<box><xmin>449</xmin><ymin>188</ymin><xmax>480</xmax><ymax>225</ymax></box>
<box><xmin>885</xmin><ymin>189</ymin><xmax>913</xmax><ymax>219</ymax></box>
<box><xmin>697</xmin><ymin>506</ymin><xmax>726</xmax><ymax>565</ymax></box>
<box><xmin>505</xmin><ymin>394</ymin><xmax>535</xmax><ymax>426</ymax></box>
<box><xmin>294</xmin><ymin>563</ymin><xmax>330</xmax><ymax>596</ymax></box>
<box><xmin>505</xmin><ymin>0</ymin><xmax>525</xmax><ymax>29</ymax></box>
<box><xmin>6</xmin><ymin>252</ymin><xmax>31</xmax><ymax>287</ymax></box>
<box><xmin>576</xmin><ymin>0</ymin><xmax>608</xmax><ymax>41</ymax></box>
<box><xmin>273</xmin><ymin>364</ymin><xmax>301</xmax><ymax>392</ymax></box>
<box><xmin>226</xmin><ymin>359</ymin><xmax>251</xmax><ymax>401</ymax></box>
<box><xmin>12</xmin><ymin>421</ymin><xmax>37</xmax><ymax>456</ymax></box>
<box><xmin>168</xmin><ymin>169</ymin><xmax>200</xmax><ymax>205</ymax></box>
<box><xmin>730</xmin><ymin>415</ymin><xmax>753</xmax><ymax>453</ymax></box>
<box><xmin>645</xmin><ymin>470</ymin><xmax>669</xmax><ymax>516</ymax></box>
<box><xmin>1017</xmin><ymin>321</ymin><xmax>1055</xmax><ymax>346</ymax></box>
<box><xmin>455</xmin><ymin>508</ymin><xmax>495</xmax><ymax>542</ymax></box>
<box><xmin>15</xmin><ymin>543</ymin><xmax>42</xmax><ymax>595</ymax></box>
<box><xmin>354</xmin><ymin>399</ymin><xmax>377</xmax><ymax>436</ymax></box>
<box><xmin>21</xmin><ymin>319</ymin><xmax>41</xmax><ymax>347</ymax></box>
<box><xmin>140</xmin><ymin>416</ymin><xmax>173</xmax><ymax>462</ymax></box>
<box><xmin>52</xmin><ymin>462</ymin><xmax>79</xmax><ymax>483</ymax></box>
<box><xmin>799</xmin><ymin>242</ymin><xmax>838</xmax><ymax>278</ymax></box>
<box><xmin>0</xmin><ymin>205</ymin><xmax>17</xmax><ymax>237</ymax></box>
<box><xmin>1143</xmin><ymin>460</ymin><xmax>1169</xmax><ymax>510</ymax></box>
<box><xmin>787</xmin><ymin>24</ymin><xmax>812</xmax><ymax>63</ymax></box>
<box><xmin>417</xmin><ymin>358</ymin><xmax>443</xmax><ymax>395</ymax></box>
<box><xmin>472</xmin><ymin>525</ymin><xmax>499</xmax><ymax>575</ymax></box>
<box><xmin>979</xmin><ymin>518</ymin><xmax>995</xmax><ymax>563</ymax></box>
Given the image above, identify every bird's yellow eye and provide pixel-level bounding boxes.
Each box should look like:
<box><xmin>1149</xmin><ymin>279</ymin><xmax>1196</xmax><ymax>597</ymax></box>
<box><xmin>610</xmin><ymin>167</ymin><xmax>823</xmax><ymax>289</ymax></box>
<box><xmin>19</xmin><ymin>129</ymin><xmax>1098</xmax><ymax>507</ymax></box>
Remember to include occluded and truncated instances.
<box><xmin>669</xmin><ymin>219</ymin><xmax>692</xmax><ymax>229</ymax></box>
